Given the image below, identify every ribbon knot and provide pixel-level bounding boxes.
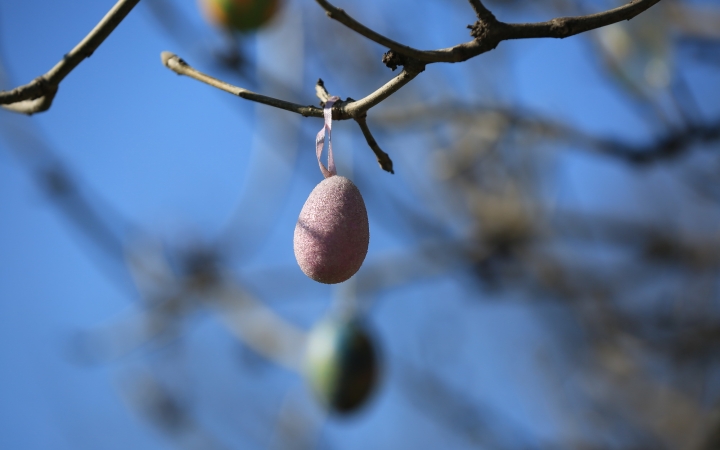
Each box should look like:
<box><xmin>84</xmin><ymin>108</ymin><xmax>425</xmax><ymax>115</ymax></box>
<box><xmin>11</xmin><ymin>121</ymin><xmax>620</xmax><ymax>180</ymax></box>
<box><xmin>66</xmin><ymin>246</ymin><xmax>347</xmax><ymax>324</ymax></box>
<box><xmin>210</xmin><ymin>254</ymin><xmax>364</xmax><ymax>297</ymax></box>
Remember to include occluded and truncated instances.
<box><xmin>316</xmin><ymin>96</ymin><xmax>340</xmax><ymax>178</ymax></box>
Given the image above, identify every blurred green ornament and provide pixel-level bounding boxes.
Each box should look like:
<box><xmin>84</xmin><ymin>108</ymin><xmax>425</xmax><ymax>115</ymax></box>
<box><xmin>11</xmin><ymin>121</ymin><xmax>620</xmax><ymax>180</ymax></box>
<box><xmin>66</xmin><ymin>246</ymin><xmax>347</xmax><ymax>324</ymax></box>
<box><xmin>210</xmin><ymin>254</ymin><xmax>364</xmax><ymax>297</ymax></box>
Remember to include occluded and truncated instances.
<box><xmin>198</xmin><ymin>0</ymin><xmax>280</xmax><ymax>33</ymax></box>
<box><xmin>304</xmin><ymin>316</ymin><xmax>379</xmax><ymax>414</ymax></box>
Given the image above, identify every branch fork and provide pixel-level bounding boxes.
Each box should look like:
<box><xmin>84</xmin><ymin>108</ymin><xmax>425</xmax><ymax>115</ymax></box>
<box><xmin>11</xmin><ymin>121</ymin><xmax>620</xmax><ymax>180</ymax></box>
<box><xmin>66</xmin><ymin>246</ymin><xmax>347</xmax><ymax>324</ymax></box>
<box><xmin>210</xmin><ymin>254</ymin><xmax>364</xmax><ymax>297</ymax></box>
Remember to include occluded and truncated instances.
<box><xmin>0</xmin><ymin>0</ymin><xmax>141</xmax><ymax>115</ymax></box>
<box><xmin>0</xmin><ymin>0</ymin><xmax>664</xmax><ymax>173</ymax></box>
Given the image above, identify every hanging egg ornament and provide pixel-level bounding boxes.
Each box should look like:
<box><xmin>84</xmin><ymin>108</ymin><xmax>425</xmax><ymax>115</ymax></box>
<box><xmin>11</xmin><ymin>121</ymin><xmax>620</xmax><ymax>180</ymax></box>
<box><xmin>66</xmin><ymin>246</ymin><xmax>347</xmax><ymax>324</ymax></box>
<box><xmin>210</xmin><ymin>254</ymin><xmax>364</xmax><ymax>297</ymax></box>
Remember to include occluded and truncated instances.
<box><xmin>294</xmin><ymin>97</ymin><xmax>369</xmax><ymax>284</ymax></box>
<box><xmin>304</xmin><ymin>316</ymin><xmax>379</xmax><ymax>414</ymax></box>
<box><xmin>294</xmin><ymin>176</ymin><xmax>369</xmax><ymax>284</ymax></box>
<box><xmin>198</xmin><ymin>0</ymin><xmax>280</xmax><ymax>33</ymax></box>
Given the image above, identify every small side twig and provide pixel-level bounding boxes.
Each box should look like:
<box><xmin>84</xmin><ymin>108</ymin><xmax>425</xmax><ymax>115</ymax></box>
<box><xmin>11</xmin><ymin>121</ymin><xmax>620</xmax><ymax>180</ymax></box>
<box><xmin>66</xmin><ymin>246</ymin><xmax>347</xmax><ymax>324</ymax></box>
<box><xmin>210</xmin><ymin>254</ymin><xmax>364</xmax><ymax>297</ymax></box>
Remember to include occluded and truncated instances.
<box><xmin>356</xmin><ymin>115</ymin><xmax>394</xmax><ymax>174</ymax></box>
<box><xmin>467</xmin><ymin>0</ymin><xmax>495</xmax><ymax>22</ymax></box>
<box><xmin>315</xmin><ymin>78</ymin><xmax>331</xmax><ymax>104</ymax></box>
<box><xmin>0</xmin><ymin>0</ymin><xmax>141</xmax><ymax>115</ymax></box>
<box><xmin>316</xmin><ymin>79</ymin><xmax>394</xmax><ymax>174</ymax></box>
<box><xmin>315</xmin><ymin>0</ymin><xmax>438</xmax><ymax>63</ymax></box>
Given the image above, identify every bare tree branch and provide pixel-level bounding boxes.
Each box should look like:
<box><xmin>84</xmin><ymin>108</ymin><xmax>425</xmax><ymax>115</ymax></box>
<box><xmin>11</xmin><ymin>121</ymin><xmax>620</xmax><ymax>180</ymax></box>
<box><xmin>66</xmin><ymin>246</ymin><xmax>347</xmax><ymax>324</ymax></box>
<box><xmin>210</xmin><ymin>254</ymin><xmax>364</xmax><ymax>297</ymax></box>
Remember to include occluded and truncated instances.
<box><xmin>161</xmin><ymin>51</ymin><xmax>423</xmax><ymax>121</ymax></box>
<box><xmin>0</xmin><ymin>0</ymin><xmax>141</xmax><ymax>114</ymax></box>
<box><xmin>315</xmin><ymin>0</ymin><xmax>663</xmax><ymax>63</ymax></box>
<box><xmin>162</xmin><ymin>0</ymin><xmax>663</xmax><ymax>121</ymax></box>
<box><xmin>162</xmin><ymin>52</ymin><xmax>322</xmax><ymax>117</ymax></box>
<box><xmin>499</xmin><ymin>0</ymin><xmax>663</xmax><ymax>40</ymax></box>
<box><xmin>1</xmin><ymin>86</ymin><xmax>57</xmax><ymax>115</ymax></box>
<box><xmin>160</xmin><ymin>0</ymin><xmax>664</xmax><ymax>174</ymax></box>
<box><xmin>314</xmin><ymin>0</ymin><xmax>441</xmax><ymax>63</ymax></box>
<box><xmin>467</xmin><ymin>0</ymin><xmax>495</xmax><ymax>22</ymax></box>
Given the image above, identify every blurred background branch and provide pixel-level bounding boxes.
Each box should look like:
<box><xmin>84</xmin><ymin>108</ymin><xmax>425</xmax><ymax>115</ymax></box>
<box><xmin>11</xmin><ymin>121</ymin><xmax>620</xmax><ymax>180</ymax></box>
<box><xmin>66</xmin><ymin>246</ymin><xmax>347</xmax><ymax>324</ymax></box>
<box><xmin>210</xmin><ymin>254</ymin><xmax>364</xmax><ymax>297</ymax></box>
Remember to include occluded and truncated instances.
<box><xmin>0</xmin><ymin>0</ymin><xmax>141</xmax><ymax>114</ymax></box>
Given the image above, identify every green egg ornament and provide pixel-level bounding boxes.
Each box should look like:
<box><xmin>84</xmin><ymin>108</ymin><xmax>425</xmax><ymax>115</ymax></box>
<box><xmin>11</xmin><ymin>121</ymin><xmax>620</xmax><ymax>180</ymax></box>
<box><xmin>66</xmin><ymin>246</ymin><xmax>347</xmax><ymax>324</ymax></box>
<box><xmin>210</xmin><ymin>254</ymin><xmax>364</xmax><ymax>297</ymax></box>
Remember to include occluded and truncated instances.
<box><xmin>304</xmin><ymin>316</ymin><xmax>379</xmax><ymax>414</ymax></box>
<box><xmin>198</xmin><ymin>0</ymin><xmax>280</xmax><ymax>33</ymax></box>
<box><xmin>294</xmin><ymin>97</ymin><xmax>369</xmax><ymax>284</ymax></box>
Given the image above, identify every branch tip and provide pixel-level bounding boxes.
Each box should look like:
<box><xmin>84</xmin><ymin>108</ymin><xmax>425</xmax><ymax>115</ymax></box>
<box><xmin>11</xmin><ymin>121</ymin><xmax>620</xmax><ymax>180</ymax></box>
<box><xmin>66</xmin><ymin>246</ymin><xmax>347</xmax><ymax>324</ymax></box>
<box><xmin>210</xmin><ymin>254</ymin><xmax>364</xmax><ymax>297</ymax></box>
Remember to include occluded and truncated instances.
<box><xmin>315</xmin><ymin>79</ymin><xmax>331</xmax><ymax>104</ymax></box>
<box><xmin>356</xmin><ymin>116</ymin><xmax>394</xmax><ymax>174</ymax></box>
<box><xmin>161</xmin><ymin>51</ymin><xmax>176</xmax><ymax>67</ymax></box>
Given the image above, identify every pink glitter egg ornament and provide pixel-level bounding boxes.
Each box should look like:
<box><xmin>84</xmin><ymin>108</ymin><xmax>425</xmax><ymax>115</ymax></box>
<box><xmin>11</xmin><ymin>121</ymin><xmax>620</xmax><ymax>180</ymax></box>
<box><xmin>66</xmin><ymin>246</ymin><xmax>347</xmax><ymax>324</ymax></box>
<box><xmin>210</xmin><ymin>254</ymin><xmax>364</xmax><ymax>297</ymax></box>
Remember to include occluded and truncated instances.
<box><xmin>295</xmin><ymin>175</ymin><xmax>369</xmax><ymax>284</ymax></box>
<box><xmin>294</xmin><ymin>97</ymin><xmax>369</xmax><ymax>284</ymax></box>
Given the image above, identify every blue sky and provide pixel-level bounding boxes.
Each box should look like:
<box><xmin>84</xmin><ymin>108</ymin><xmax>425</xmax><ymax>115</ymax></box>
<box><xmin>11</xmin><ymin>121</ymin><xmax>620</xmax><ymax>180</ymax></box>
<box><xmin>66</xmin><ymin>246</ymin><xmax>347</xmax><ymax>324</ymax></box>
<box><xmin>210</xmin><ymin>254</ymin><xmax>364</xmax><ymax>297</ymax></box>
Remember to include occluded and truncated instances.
<box><xmin>1</xmin><ymin>1</ymin><xmax>719</xmax><ymax>449</ymax></box>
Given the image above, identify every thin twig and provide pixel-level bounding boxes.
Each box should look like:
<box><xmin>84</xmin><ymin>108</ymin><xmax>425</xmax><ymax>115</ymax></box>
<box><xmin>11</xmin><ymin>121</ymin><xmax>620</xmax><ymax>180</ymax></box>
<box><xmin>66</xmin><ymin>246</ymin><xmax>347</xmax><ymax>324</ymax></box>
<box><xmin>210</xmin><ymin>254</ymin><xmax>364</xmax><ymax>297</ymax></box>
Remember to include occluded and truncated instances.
<box><xmin>162</xmin><ymin>52</ymin><xmax>423</xmax><ymax>121</ymax></box>
<box><xmin>504</xmin><ymin>0</ymin><xmax>663</xmax><ymax>40</ymax></box>
<box><xmin>0</xmin><ymin>0</ymin><xmax>141</xmax><ymax>115</ymax></box>
<box><xmin>356</xmin><ymin>115</ymin><xmax>394</xmax><ymax>174</ymax></box>
<box><xmin>315</xmin><ymin>78</ymin><xmax>331</xmax><ymax>104</ymax></box>
<box><xmin>314</xmin><ymin>0</ymin><xmax>441</xmax><ymax>62</ymax></box>
<box><xmin>467</xmin><ymin>0</ymin><xmax>495</xmax><ymax>22</ymax></box>
<box><xmin>315</xmin><ymin>79</ymin><xmax>395</xmax><ymax>174</ymax></box>
<box><xmin>162</xmin><ymin>52</ymin><xmax>322</xmax><ymax>117</ymax></box>
<box><xmin>347</xmin><ymin>65</ymin><xmax>423</xmax><ymax>112</ymax></box>
<box><xmin>315</xmin><ymin>0</ymin><xmax>663</xmax><ymax>63</ymax></box>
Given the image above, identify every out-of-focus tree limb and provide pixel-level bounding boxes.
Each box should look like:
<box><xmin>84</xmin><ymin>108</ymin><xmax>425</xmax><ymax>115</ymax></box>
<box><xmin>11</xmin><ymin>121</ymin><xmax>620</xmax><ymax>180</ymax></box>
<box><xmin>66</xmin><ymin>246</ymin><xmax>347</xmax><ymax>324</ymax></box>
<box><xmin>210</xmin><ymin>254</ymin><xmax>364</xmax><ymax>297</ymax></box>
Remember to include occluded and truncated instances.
<box><xmin>467</xmin><ymin>0</ymin><xmax>495</xmax><ymax>22</ymax></box>
<box><xmin>0</xmin><ymin>0</ymin><xmax>141</xmax><ymax>114</ymax></box>
<box><xmin>211</xmin><ymin>277</ymin><xmax>308</xmax><ymax>373</ymax></box>
<box><xmin>378</xmin><ymin>102</ymin><xmax>720</xmax><ymax>165</ymax></box>
<box><xmin>0</xmin><ymin>115</ymin><xmax>138</xmax><ymax>293</ymax></box>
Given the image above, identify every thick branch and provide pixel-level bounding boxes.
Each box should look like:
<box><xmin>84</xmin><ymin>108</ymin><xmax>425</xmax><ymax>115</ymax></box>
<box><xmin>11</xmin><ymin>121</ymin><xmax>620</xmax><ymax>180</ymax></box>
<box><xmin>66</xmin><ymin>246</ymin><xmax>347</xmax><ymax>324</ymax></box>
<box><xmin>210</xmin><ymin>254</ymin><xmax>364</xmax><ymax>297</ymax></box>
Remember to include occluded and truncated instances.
<box><xmin>161</xmin><ymin>52</ymin><xmax>423</xmax><ymax>120</ymax></box>
<box><xmin>0</xmin><ymin>0</ymin><xmax>140</xmax><ymax>114</ymax></box>
<box><xmin>315</xmin><ymin>0</ymin><xmax>662</xmax><ymax>63</ymax></box>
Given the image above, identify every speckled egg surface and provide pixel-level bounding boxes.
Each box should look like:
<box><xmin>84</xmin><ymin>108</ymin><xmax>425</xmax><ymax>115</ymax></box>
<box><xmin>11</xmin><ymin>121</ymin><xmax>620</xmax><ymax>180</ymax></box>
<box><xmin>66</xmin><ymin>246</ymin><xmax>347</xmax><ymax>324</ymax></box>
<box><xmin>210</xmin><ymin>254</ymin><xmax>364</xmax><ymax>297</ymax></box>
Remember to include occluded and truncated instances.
<box><xmin>294</xmin><ymin>175</ymin><xmax>369</xmax><ymax>284</ymax></box>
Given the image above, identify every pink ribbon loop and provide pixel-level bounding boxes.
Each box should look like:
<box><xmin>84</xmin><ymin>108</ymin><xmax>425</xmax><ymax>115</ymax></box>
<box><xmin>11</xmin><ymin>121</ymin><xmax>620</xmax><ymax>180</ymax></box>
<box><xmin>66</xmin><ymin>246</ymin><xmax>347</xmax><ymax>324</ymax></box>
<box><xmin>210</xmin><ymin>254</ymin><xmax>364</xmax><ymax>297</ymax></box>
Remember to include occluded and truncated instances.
<box><xmin>316</xmin><ymin>96</ymin><xmax>340</xmax><ymax>178</ymax></box>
